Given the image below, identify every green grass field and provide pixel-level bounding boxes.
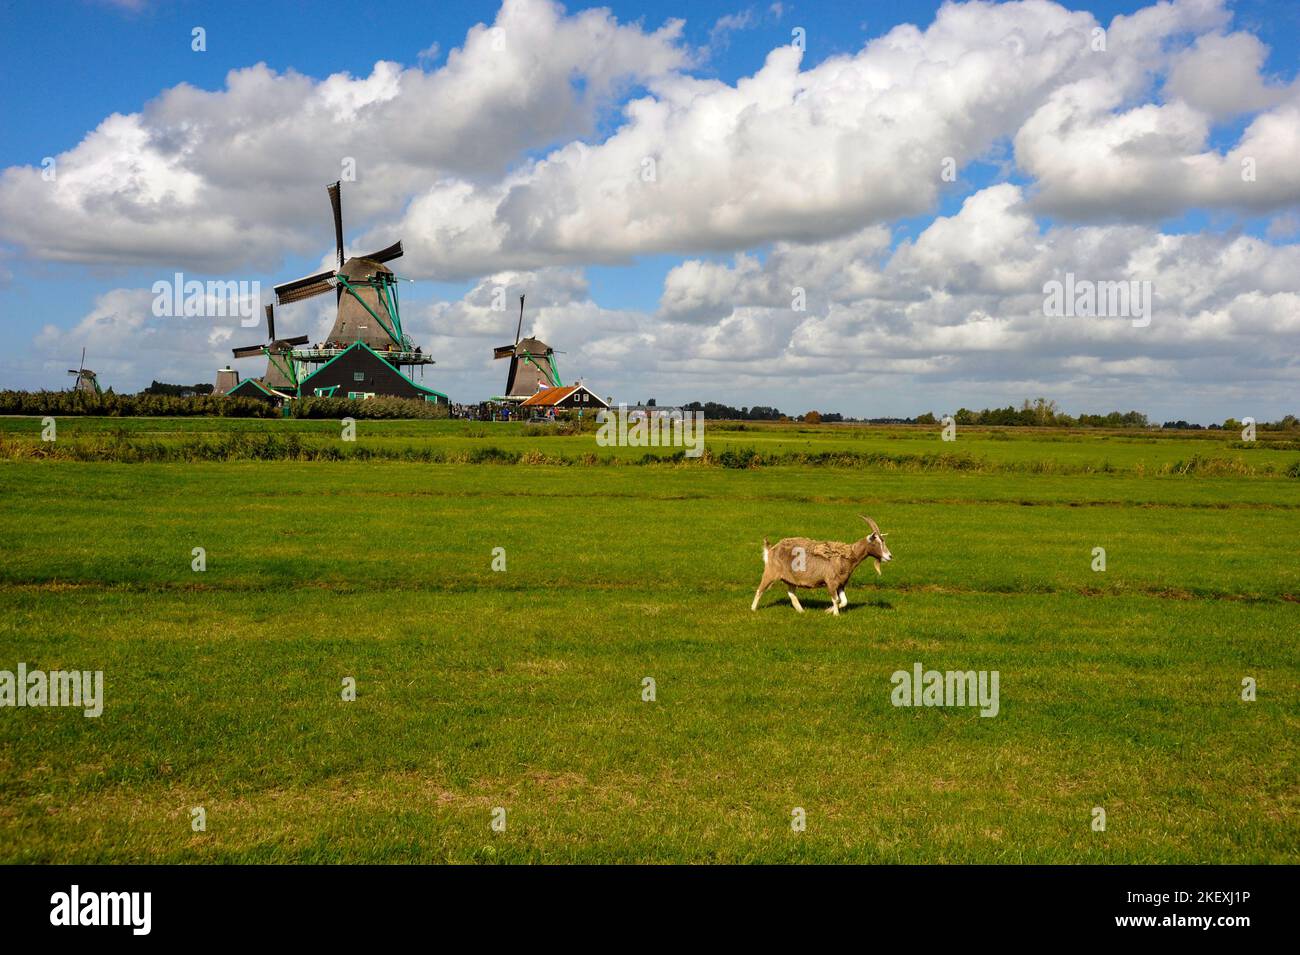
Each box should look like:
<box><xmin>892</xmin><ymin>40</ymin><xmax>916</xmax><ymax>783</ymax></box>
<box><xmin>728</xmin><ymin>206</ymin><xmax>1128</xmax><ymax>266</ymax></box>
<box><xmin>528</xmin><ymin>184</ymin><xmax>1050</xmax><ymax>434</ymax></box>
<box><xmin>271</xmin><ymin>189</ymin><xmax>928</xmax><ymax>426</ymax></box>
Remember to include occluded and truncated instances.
<box><xmin>1</xmin><ymin>417</ymin><xmax>1297</xmax><ymax>862</ymax></box>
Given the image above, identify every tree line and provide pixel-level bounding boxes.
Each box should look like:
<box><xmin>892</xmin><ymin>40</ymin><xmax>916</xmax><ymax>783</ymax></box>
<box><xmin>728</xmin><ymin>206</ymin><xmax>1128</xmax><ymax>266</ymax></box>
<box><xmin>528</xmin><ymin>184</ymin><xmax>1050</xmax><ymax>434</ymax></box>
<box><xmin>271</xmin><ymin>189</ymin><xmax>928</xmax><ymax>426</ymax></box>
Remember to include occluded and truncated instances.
<box><xmin>684</xmin><ymin>397</ymin><xmax>1297</xmax><ymax>430</ymax></box>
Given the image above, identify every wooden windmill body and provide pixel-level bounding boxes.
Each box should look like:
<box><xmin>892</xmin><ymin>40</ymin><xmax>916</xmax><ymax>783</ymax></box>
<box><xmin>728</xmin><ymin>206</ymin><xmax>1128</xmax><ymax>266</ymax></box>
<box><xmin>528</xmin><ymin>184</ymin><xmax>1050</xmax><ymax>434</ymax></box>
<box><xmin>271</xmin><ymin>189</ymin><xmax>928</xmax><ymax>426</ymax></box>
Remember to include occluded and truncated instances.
<box><xmin>493</xmin><ymin>296</ymin><xmax>562</xmax><ymax>400</ymax></box>
<box><xmin>68</xmin><ymin>348</ymin><xmax>102</xmax><ymax>394</ymax></box>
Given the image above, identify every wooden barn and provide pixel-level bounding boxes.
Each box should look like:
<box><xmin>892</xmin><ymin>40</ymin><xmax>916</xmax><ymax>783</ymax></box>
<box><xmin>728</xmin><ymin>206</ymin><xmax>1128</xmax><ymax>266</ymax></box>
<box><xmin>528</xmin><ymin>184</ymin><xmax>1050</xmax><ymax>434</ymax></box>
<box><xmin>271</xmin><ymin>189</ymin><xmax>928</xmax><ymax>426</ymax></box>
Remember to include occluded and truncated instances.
<box><xmin>297</xmin><ymin>341</ymin><xmax>447</xmax><ymax>402</ymax></box>
<box><xmin>518</xmin><ymin>384</ymin><xmax>608</xmax><ymax>416</ymax></box>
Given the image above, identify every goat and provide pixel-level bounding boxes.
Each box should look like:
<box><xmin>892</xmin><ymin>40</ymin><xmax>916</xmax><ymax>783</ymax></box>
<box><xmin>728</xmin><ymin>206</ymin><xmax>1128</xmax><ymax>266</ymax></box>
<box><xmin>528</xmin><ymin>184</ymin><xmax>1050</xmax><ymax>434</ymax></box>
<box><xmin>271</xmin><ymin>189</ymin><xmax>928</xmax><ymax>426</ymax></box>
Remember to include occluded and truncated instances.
<box><xmin>751</xmin><ymin>515</ymin><xmax>891</xmax><ymax>615</ymax></box>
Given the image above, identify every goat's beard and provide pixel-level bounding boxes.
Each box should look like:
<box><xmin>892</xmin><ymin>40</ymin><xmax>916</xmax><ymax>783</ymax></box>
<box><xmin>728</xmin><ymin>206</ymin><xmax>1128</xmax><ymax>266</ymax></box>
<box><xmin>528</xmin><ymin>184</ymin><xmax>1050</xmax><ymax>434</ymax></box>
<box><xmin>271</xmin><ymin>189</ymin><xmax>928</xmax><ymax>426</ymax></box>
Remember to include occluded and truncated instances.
<box><xmin>873</xmin><ymin>559</ymin><xmax>882</xmax><ymax>576</ymax></box>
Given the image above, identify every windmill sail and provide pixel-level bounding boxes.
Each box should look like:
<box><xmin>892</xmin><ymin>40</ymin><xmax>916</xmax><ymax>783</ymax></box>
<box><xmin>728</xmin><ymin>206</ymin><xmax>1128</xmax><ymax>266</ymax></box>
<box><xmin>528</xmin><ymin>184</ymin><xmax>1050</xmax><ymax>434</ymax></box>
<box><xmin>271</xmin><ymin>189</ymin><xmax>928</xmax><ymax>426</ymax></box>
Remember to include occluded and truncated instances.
<box><xmin>274</xmin><ymin>268</ymin><xmax>337</xmax><ymax>305</ymax></box>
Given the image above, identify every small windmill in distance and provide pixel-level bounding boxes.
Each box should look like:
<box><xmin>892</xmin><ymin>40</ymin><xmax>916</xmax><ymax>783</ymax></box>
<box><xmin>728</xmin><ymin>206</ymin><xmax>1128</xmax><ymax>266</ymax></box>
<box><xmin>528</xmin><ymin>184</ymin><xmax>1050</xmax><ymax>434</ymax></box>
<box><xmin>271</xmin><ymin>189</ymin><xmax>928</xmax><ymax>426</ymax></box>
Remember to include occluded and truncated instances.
<box><xmin>493</xmin><ymin>295</ymin><xmax>563</xmax><ymax>399</ymax></box>
<box><xmin>231</xmin><ymin>304</ymin><xmax>309</xmax><ymax>392</ymax></box>
<box><xmin>67</xmin><ymin>348</ymin><xmax>101</xmax><ymax>395</ymax></box>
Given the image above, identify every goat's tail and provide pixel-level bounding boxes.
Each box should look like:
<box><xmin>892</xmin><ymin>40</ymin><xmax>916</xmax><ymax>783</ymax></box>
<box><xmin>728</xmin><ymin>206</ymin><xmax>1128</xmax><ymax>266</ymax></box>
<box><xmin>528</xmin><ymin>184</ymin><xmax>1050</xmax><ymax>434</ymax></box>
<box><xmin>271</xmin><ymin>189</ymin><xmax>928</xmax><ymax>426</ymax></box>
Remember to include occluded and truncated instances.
<box><xmin>761</xmin><ymin>538</ymin><xmax>770</xmax><ymax>564</ymax></box>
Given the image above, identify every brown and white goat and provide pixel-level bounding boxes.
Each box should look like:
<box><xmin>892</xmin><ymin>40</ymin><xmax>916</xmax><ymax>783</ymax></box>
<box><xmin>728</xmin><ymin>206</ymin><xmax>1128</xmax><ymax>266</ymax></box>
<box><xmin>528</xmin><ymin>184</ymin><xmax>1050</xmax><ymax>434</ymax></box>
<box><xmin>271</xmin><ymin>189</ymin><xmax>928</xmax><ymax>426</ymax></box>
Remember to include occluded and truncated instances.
<box><xmin>751</xmin><ymin>515</ymin><xmax>891</xmax><ymax>615</ymax></box>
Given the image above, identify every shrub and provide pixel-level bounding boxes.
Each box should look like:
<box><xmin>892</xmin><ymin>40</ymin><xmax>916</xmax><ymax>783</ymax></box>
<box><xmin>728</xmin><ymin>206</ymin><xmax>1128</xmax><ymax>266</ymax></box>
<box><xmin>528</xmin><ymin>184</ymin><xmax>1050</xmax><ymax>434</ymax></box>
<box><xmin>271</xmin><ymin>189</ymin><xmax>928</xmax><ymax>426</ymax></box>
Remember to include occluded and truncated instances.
<box><xmin>290</xmin><ymin>396</ymin><xmax>447</xmax><ymax>419</ymax></box>
<box><xmin>0</xmin><ymin>390</ymin><xmax>277</xmax><ymax>418</ymax></box>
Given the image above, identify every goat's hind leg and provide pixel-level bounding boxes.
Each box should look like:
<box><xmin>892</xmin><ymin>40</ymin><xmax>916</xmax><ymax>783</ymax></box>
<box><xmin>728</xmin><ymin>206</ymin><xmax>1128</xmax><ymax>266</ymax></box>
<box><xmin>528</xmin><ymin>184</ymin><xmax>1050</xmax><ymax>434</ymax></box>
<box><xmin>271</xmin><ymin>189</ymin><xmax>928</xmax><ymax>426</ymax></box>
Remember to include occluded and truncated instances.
<box><xmin>838</xmin><ymin>588</ymin><xmax>848</xmax><ymax>608</ymax></box>
<box><xmin>751</xmin><ymin>572</ymin><xmax>777</xmax><ymax>611</ymax></box>
<box><xmin>787</xmin><ymin>589</ymin><xmax>804</xmax><ymax>612</ymax></box>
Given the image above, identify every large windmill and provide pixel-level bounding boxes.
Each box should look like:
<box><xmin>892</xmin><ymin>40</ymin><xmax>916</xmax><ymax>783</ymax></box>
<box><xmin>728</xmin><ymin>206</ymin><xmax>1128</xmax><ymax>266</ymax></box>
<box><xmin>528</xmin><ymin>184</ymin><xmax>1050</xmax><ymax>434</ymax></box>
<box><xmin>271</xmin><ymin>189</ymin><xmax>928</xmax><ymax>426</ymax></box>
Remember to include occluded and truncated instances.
<box><xmin>493</xmin><ymin>295</ymin><xmax>562</xmax><ymax>400</ymax></box>
<box><xmin>230</xmin><ymin>305</ymin><xmax>308</xmax><ymax>392</ymax></box>
<box><xmin>265</xmin><ymin>181</ymin><xmax>442</xmax><ymax>402</ymax></box>
<box><xmin>274</xmin><ymin>183</ymin><xmax>427</xmax><ymax>360</ymax></box>
<box><xmin>67</xmin><ymin>348</ymin><xmax>101</xmax><ymax>395</ymax></box>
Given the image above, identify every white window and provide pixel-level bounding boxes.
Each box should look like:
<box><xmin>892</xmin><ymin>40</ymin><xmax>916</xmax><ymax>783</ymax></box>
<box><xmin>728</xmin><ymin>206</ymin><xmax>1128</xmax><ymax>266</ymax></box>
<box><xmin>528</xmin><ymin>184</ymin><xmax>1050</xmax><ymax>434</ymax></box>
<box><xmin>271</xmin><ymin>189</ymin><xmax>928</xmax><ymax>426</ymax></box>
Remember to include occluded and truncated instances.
<box><xmin>353</xmin><ymin>371</ymin><xmax>365</xmax><ymax>382</ymax></box>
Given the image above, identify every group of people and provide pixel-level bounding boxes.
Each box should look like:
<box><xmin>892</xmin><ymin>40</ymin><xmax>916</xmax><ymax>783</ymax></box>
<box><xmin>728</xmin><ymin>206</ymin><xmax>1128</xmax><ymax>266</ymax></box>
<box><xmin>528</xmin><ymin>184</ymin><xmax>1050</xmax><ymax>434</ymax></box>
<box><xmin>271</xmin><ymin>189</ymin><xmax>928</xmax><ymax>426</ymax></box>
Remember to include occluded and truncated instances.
<box><xmin>447</xmin><ymin>402</ymin><xmax>562</xmax><ymax>423</ymax></box>
<box><xmin>309</xmin><ymin>340</ymin><xmax>420</xmax><ymax>354</ymax></box>
<box><xmin>449</xmin><ymin>402</ymin><xmax>498</xmax><ymax>421</ymax></box>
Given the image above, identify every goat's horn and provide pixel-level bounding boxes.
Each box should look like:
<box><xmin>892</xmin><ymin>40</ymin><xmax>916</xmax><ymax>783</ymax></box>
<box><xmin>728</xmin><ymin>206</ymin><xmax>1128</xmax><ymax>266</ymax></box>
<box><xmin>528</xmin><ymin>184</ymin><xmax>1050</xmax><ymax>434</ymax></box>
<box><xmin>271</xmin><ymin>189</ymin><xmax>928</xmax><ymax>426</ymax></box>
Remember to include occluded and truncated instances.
<box><xmin>859</xmin><ymin>514</ymin><xmax>881</xmax><ymax>536</ymax></box>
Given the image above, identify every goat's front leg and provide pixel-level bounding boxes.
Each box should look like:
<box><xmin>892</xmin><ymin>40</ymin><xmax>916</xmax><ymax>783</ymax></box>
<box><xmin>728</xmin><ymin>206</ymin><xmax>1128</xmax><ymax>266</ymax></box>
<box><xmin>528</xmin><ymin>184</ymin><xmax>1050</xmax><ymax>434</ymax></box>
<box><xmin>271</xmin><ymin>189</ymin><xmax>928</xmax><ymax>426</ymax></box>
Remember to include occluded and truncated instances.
<box><xmin>838</xmin><ymin>588</ymin><xmax>848</xmax><ymax>608</ymax></box>
<box><xmin>824</xmin><ymin>581</ymin><xmax>840</xmax><ymax>615</ymax></box>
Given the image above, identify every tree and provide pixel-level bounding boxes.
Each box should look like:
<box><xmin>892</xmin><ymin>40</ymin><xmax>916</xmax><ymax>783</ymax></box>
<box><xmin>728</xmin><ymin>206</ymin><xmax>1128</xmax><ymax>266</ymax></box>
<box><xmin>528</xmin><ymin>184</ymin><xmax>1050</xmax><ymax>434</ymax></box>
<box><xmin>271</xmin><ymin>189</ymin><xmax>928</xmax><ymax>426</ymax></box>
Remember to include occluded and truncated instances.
<box><xmin>803</xmin><ymin>410</ymin><xmax>822</xmax><ymax>424</ymax></box>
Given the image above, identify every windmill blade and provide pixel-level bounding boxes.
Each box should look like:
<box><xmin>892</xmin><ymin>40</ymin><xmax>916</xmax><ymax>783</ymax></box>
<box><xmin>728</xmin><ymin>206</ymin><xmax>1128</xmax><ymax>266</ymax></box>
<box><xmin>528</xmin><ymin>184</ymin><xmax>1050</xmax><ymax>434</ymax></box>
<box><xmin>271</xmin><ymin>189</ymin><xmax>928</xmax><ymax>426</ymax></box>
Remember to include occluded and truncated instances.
<box><xmin>274</xmin><ymin>268</ymin><xmax>336</xmax><ymax>305</ymax></box>
<box><xmin>514</xmin><ymin>294</ymin><xmax>525</xmax><ymax>348</ymax></box>
<box><xmin>327</xmin><ymin>181</ymin><xmax>345</xmax><ymax>270</ymax></box>
<box><xmin>232</xmin><ymin>345</ymin><xmax>267</xmax><ymax>358</ymax></box>
<box><xmin>271</xmin><ymin>335</ymin><xmax>310</xmax><ymax>348</ymax></box>
<box><xmin>79</xmin><ymin>347</ymin><xmax>86</xmax><ymax>374</ymax></box>
<box><xmin>354</xmin><ymin>240</ymin><xmax>403</xmax><ymax>264</ymax></box>
<box><xmin>493</xmin><ymin>345</ymin><xmax>517</xmax><ymax>359</ymax></box>
<box><xmin>67</xmin><ymin>369</ymin><xmax>80</xmax><ymax>375</ymax></box>
<box><xmin>265</xmin><ymin>304</ymin><xmax>276</xmax><ymax>342</ymax></box>
<box><xmin>278</xmin><ymin>279</ymin><xmax>335</xmax><ymax>305</ymax></box>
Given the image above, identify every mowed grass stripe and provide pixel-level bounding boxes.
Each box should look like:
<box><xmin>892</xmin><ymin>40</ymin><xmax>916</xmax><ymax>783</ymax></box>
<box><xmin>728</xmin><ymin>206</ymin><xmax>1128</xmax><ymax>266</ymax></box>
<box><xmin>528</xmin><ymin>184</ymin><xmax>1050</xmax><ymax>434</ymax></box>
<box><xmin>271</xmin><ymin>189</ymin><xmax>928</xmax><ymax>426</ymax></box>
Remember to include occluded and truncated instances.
<box><xmin>7</xmin><ymin>458</ymin><xmax>1299</xmax><ymax>505</ymax></box>
<box><xmin>2</xmin><ymin>463</ymin><xmax>1297</xmax><ymax>599</ymax></box>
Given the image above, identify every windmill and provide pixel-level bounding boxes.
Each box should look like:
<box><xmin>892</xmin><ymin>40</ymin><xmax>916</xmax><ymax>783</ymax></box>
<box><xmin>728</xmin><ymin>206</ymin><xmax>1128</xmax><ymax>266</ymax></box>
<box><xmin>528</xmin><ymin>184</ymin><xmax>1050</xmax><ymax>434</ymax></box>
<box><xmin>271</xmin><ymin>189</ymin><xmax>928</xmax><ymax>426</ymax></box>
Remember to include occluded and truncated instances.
<box><xmin>256</xmin><ymin>181</ymin><xmax>442</xmax><ymax>403</ymax></box>
<box><xmin>493</xmin><ymin>295</ymin><xmax>562</xmax><ymax>399</ymax></box>
<box><xmin>273</xmin><ymin>181</ymin><xmax>422</xmax><ymax>360</ymax></box>
<box><xmin>231</xmin><ymin>304</ymin><xmax>309</xmax><ymax>392</ymax></box>
<box><xmin>67</xmin><ymin>348</ymin><xmax>101</xmax><ymax>395</ymax></box>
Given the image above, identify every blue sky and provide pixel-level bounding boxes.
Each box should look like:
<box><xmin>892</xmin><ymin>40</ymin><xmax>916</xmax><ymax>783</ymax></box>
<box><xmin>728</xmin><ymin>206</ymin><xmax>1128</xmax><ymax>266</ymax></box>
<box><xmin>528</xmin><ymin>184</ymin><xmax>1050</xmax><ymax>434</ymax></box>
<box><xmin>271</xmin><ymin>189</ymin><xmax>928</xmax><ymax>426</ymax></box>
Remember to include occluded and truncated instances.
<box><xmin>1</xmin><ymin>0</ymin><xmax>1298</xmax><ymax>421</ymax></box>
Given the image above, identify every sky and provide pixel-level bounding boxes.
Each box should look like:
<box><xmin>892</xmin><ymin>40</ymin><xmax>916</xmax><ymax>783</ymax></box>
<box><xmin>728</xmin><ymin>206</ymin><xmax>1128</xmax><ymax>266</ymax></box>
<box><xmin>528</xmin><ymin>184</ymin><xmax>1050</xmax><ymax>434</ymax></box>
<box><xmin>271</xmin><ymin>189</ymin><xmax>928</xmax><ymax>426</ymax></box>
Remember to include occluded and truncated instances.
<box><xmin>0</xmin><ymin>0</ymin><xmax>1297</xmax><ymax>423</ymax></box>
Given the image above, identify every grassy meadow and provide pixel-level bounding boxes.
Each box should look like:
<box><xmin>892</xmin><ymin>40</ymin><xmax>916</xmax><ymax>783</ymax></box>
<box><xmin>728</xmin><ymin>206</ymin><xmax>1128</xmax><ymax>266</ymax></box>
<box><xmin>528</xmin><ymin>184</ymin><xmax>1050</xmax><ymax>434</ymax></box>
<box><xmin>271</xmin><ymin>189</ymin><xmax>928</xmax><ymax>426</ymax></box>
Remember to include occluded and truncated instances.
<box><xmin>0</xmin><ymin>416</ymin><xmax>1297</xmax><ymax>862</ymax></box>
